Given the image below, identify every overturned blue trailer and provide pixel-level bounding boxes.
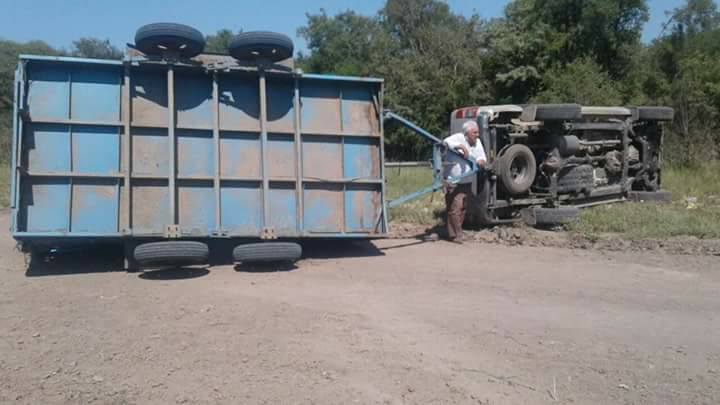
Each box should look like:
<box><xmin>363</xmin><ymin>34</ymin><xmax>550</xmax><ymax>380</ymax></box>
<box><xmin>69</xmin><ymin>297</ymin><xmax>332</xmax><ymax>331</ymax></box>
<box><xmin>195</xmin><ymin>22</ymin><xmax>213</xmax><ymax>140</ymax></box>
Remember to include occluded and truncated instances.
<box><xmin>9</xmin><ymin>36</ymin><xmax>388</xmax><ymax>267</ymax></box>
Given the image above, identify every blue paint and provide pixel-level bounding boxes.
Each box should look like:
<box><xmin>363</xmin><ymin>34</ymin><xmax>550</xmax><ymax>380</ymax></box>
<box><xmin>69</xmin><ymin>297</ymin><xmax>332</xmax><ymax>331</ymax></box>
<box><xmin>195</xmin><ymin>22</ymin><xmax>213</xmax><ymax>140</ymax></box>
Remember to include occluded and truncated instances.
<box><xmin>71</xmin><ymin>180</ymin><xmax>119</xmax><ymax>233</ymax></box>
<box><xmin>24</xmin><ymin>178</ymin><xmax>70</xmax><ymax>232</ymax></box>
<box><xmin>131</xmin><ymin>128</ymin><xmax>169</xmax><ymax>176</ymax></box>
<box><xmin>219</xmin><ymin>77</ymin><xmax>259</xmax><ymax>131</ymax></box>
<box><xmin>26</xmin><ymin>124</ymin><xmax>70</xmax><ymax>172</ymax></box>
<box><xmin>345</xmin><ymin>186</ymin><xmax>378</xmax><ymax>232</ymax></box>
<box><xmin>219</xmin><ymin>131</ymin><xmax>261</xmax><ymax>178</ymax></box>
<box><xmin>177</xmin><ymin>130</ymin><xmax>214</xmax><ymax>177</ymax></box>
<box><xmin>266</xmin><ymin>79</ymin><xmax>295</xmax><ymax>133</ymax></box>
<box><xmin>27</xmin><ymin>65</ymin><xmax>69</xmax><ymax>120</ymax></box>
<box><xmin>72</xmin><ymin>126</ymin><xmax>120</xmax><ymax>174</ymax></box>
<box><xmin>301</xmin><ymin>81</ymin><xmax>341</xmax><ymax>133</ymax></box>
<box><xmin>267</xmin><ymin>134</ymin><xmax>295</xmax><ymax>178</ymax></box>
<box><xmin>70</xmin><ymin>66</ymin><xmax>121</xmax><ymax>122</ymax></box>
<box><xmin>179</xmin><ymin>182</ymin><xmax>215</xmax><ymax>232</ymax></box>
<box><xmin>269</xmin><ymin>186</ymin><xmax>297</xmax><ymax>233</ymax></box>
<box><xmin>344</xmin><ymin>137</ymin><xmax>378</xmax><ymax>179</ymax></box>
<box><xmin>176</xmin><ymin>73</ymin><xmax>213</xmax><ymax>129</ymax></box>
<box><xmin>303</xmin><ymin>185</ymin><xmax>343</xmax><ymax>233</ymax></box>
<box><xmin>221</xmin><ymin>182</ymin><xmax>262</xmax><ymax>234</ymax></box>
<box><xmin>131</xmin><ymin>180</ymin><xmax>170</xmax><ymax>233</ymax></box>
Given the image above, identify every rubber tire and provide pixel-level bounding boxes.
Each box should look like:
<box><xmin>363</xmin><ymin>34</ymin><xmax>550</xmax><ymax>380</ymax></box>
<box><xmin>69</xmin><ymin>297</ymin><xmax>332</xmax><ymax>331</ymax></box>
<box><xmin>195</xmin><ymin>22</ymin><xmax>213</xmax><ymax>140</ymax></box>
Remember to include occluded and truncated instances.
<box><xmin>633</xmin><ymin>106</ymin><xmax>674</xmax><ymax>122</ymax></box>
<box><xmin>233</xmin><ymin>242</ymin><xmax>302</xmax><ymax>263</ymax></box>
<box><xmin>134</xmin><ymin>241</ymin><xmax>209</xmax><ymax>267</ymax></box>
<box><xmin>135</xmin><ymin>23</ymin><xmax>206</xmax><ymax>58</ymax></box>
<box><xmin>557</xmin><ymin>165</ymin><xmax>594</xmax><ymax>193</ymax></box>
<box><xmin>627</xmin><ymin>190</ymin><xmax>672</xmax><ymax>203</ymax></box>
<box><xmin>532</xmin><ymin>104</ymin><xmax>582</xmax><ymax>121</ymax></box>
<box><xmin>228</xmin><ymin>31</ymin><xmax>294</xmax><ymax>63</ymax></box>
<box><xmin>497</xmin><ymin>144</ymin><xmax>537</xmax><ymax>195</ymax></box>
<box><xmin>556</xmin><ymin>135</ymin><xmax>580</xmax><ymax>157</ymax></box>
<box><xmin>534</xmin><ymin>207</ymin><xmax>580</xmax><ymax>226</ymax></box>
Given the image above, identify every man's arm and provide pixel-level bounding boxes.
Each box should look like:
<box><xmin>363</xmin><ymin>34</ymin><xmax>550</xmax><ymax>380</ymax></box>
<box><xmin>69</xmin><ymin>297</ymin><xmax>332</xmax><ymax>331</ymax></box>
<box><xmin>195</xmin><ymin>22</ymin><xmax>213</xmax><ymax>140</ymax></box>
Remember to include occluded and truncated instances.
<box><xmin>443</xmin><ymin>134</ymin><xmax>469</xmax><ymax>159</ymax></box>
<box><xmin>472</xmin><ymin>142</ymin><xmax>488</xmax><ymax>168</ymax></box>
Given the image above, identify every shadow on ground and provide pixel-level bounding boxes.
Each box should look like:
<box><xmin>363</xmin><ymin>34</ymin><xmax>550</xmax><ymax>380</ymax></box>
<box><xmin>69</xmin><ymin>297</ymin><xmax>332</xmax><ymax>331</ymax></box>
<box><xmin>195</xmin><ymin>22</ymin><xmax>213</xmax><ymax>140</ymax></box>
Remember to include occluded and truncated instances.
<box><xmin>24</xmin><ymin>239</ymin><xmax>386</xmax><ymax>277</ymax></box>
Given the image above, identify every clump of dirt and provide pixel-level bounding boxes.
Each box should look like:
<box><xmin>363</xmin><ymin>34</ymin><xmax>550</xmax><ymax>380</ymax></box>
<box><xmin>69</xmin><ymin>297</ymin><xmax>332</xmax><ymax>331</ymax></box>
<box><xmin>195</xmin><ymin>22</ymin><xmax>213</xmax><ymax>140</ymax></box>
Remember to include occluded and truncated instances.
<box><xmin>389</xmin><ymin>222</ymin><xmax>720</xmax><ymax>256</ymax></box>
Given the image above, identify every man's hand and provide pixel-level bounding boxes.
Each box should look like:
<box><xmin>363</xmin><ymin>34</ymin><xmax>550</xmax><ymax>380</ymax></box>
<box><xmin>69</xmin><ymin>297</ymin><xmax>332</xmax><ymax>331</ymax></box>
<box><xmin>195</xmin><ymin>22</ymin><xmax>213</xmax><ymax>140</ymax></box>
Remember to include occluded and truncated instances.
<box><xmin>455</xmin><ymin>145</ymin><xmax>469</xmax><ymax>159</ymax></box>
<box><xmin>476</xmin><ymin>159</ymin><xmax>487</xmax><ymax>169</ymax></box>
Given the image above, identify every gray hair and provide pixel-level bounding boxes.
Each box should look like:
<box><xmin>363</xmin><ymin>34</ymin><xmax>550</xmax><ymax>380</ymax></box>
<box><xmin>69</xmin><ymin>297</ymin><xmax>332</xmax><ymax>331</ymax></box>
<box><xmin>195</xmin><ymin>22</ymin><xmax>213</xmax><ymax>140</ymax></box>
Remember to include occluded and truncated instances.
<box><xmin>462</xmin><ymin>120</ymin><xmax>479</xmax><ymax>134</ymax></box>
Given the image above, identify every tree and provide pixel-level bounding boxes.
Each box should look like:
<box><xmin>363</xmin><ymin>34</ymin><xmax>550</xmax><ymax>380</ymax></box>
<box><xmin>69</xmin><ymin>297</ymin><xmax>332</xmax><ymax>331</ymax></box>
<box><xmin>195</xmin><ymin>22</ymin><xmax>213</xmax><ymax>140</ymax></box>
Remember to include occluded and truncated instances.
<box><xmin>206</xmin><ymin>29</ymin><xmax>238</xmax><ymax>54</ymax></box>
<box><xmin>71</xmin><ymin>38</ymin><xmax>122</xmax><ymax>59</ymax></box>
<box><xmin>533</xmin><ymin>57</ymin><xmax>622</xmax><ymax>105</ymax></box>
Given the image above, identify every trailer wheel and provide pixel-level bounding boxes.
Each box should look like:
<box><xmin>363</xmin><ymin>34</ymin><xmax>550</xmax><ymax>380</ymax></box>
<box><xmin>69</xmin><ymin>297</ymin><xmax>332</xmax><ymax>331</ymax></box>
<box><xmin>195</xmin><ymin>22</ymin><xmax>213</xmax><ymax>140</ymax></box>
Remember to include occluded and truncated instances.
<box><xmin>532</xmin><ymin>207</ymin><xmax>580</xmax><ymax>226</ymax></box>
<box><xmin>228</xmin><ymin>31</ymin><xmax>294</xmax><ymax>63</ymax></box>
<box><xmin>233</xmin><ymin>242</ymin><xmax>302</xmax><ymax>263</ymax></box>
<box><xmin>135</xmin><ymin>23</ymin><xmax>206</xmax><ymax>58</ymax></box>
<box><xmin>497</xmin><ymin>144</ymin><xmax>537</xmax><ymax>195</ymax></box>
<box><xmin>632</xmin><ymin>106</ymin><xmax>674</xmax><ymax>122</ymax></box>
<box><xmin>532</xmin><ymin>104</ymin><xmax>583</xmax><ymax>121</ymax></box>
<box><xmin>134</xmin><ymin>241</ymin><xmax>209</xmax><ymax>267</ymax></box>
<box><xmin>627</xmin><ymin>190</ymin><xmax>672</xmax><ymax>203</ymax></box>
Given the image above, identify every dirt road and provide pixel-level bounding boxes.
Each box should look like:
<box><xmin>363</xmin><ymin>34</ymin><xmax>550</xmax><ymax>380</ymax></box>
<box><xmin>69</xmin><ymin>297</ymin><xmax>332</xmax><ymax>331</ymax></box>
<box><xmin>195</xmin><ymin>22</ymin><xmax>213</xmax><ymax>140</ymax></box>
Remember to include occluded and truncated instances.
<box><xmin>1</xmin><ymin>211</ymin><xmax>719</xmax><ymax>404</ymax></box>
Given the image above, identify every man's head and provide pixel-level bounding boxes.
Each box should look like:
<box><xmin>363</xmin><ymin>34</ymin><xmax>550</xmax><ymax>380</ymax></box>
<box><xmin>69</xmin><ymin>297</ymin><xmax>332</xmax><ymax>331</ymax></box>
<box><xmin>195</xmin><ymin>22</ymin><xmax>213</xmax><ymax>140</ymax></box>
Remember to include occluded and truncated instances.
<box><xmin>462</xmin><ymin>121</ymin><xmax>479</xmax><ymax>146</ymax></box>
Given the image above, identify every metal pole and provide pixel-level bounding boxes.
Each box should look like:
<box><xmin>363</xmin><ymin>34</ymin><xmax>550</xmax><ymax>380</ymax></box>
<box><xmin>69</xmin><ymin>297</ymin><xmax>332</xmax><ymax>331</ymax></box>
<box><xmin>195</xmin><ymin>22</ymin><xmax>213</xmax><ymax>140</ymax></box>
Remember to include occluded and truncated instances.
<box><xmin>293</xmin><ymin>78</ymin><xmax>303</xmax><ymax>234</ymax></box>
<box><xmin>212</xmin><ymin>72</ymin><xmax>221</xmax><ymax>231</ymax></box>
<box><xmin>122</xmin><ymin>64</ymin><xmax>132</xmax><ymax>232</ymax></box>
<box><xmin>259</xmin><ymin>69</ymin><xmax>270</xmax><ymax>230</ymax></box>
<box><xmin>167</xmin><ymin>65</ymin><xmax>176</xmax><ymax>224</ymax></box>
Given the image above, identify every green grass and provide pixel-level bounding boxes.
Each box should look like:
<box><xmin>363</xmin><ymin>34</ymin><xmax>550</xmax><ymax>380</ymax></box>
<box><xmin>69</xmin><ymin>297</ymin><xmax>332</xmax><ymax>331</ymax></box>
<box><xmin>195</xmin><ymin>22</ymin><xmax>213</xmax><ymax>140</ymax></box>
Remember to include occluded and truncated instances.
<box><xmin>385</xmin><ymin>162</ymin><xmax>720</xmax><ymax>240</ymax></box>
<box><xmin>0</xmin><ymin>163</ymin><xmax>9</xmax><ymax>209</ymax></box>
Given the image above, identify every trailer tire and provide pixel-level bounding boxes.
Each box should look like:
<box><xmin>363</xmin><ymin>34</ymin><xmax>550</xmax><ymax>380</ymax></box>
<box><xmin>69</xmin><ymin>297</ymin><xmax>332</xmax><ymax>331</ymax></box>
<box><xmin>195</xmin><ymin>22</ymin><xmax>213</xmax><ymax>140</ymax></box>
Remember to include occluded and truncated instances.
<box><xmin>533</xmin><ymin>207</ymin><xmax>579</xmax><ymax>226</ymax></box>
<box><xmin>633</xmin><ymin>106</ymin><xmax>674</xmax><ymax>122</ymax></box>
<box><xmin>233</xmin><ymin>242</ymin><xmax>302</xmax><ymax>263</ymax></box>
<box><xmin>135</xmin><ymin>23</ymin><xmax>206</xmax><ymax>58</ymax></box>
<box><xmin>228</xmin><ymin>31</ymin><xmax>294</xmax><ymax>63</ymax></box>
<box><xmin>497</xmin><ymin>144</ymin><xmax>537</xmax><ymax>195</ymax></box>
<box><xmin>627</xmin><ymin>190</ymin><xmax>672</xmax><ymax>203</ymax></box>
<box><xmin>532</xmin><ymin>104</ymin><xmax>583</xmax><ymax>121</ymax></box>
<box><xmin>134</xmin><ymin>241</ymin><xmax>209</xmax><ymax>267</ymax></box>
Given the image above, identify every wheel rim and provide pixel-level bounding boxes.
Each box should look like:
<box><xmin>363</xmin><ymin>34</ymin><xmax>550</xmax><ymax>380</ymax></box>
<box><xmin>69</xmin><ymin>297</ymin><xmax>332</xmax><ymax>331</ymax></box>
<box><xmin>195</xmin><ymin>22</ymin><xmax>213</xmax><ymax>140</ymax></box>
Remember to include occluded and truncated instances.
<box><xmin>510</xmin><ymin>157</ymin><xmax>528</xmax><ymax>184</ymax></box>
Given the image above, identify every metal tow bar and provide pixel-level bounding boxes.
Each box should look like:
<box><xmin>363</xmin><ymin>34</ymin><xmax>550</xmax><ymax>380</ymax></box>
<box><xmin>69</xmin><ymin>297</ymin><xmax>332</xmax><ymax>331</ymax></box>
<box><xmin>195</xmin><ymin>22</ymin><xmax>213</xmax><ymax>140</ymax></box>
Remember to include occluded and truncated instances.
<box><xmin>383</xmin><ymin>111</ymin><xmax>478</xmax><ymax>209</ymax></box>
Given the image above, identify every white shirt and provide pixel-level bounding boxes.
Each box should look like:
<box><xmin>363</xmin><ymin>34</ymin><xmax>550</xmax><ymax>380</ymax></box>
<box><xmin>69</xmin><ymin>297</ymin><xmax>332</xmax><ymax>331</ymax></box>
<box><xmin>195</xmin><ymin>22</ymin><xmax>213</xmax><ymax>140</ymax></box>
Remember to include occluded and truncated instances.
<box><xmin>442</xmin><ymin>132</ymin><xmax>486</xmax><ymax>184</ymax></box>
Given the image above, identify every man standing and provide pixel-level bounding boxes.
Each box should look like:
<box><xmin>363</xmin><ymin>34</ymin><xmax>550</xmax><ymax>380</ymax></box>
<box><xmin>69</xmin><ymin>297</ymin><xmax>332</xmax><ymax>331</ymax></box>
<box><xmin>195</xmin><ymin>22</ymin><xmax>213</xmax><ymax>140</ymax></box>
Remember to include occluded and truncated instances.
<box><xmin>443</xmin><ymin>120</ymin><xmax>487</xmax><ymax>243</ymax></box>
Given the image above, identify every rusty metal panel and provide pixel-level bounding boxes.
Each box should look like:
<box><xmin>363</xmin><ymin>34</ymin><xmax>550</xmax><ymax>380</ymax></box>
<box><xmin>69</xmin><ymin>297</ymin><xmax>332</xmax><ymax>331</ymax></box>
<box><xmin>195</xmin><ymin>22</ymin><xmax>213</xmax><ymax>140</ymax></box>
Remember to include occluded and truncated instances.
<box><xmin>176</xmin><ymin>72</ymin><xmax>213</xmax><ymax>129</ymax></box>
<box><xmin>220</xmin><ymin>131</ymin><xmax>261</xmax><ymax>179</ymax></box>
<box><xmin>343</xmin><ymin>137</ymin><xmax>380</xmax><ymax>179</ymax></box>
<box><xmin>266</xmin><ymin>78</ymin><xmax>295</xmax><ymax>134</ymax></box>
<box><xmin>72</xmin><ymin>126</ymin><xmax>120</xmax><ymax>174</ymax></box>
<box><xmin>131</xmin><ymin>127</ymin><xmax>168</xmax><ymax>176</ymax></box>
<box><xmin>220</xmin><ymin>181</ymin><xmax>262</xmax><ymax>234</ymax></box>
<box><xmin>303</xmin><ymin>183</ymin><xmax>343</xmax><ymax>233</ymax></box>
<box><xmin>70</xmin><ymin>179</ymin><xmax>119</xmax><ymax>233</ymax></box>
<box><xmin>25</xmin><ymin>123</ymin><xmax>70</xmax><ymax>172</ymax></box>
<box><xmin>177</xmin><ymin>129</ymin><xmax>214</xmax><ymax>178</ymax></box>
<box><xmin>21</xmin><ymin>178</ymin><xmax>70</xmax><ymax>232</ymax></box>
<box><xmin>131</xmin><ymin>179</ymin><xmax>170</xmax><ymax>234</ymax></box>
<box><xmin>345</xmin><ymin>184</ymin><xmax>381</xmax><ymax>232</ymax></box>
<box><xmin>131</xmin><ymin>70</ymin><xmax>167</xmax><ymax>127</ymax></box>
<box><xmin>268</xmin><ymin>133</ymin><xmax>296</xmax><ymax>179</ymax></box>
<box><xmin>300</xmin><ymin>81</ymin><xmax>341</xmax><ymax>134</ymax></box>
<box><xmin>178</xmin><ymin>181</ymin><xmax>215</xmax><ymax>233</ymax></box>
<box><xmin>341</xmin><ymin>84</ymin><xmax>379</xmax><ymax>136</ymax></box>
<box><xmin>302</xmin><ymin>135</ymin><xmax>342</xmax><ymax>179</ymax></box>
<box><xmin>269</xmin><ymin>183</ymin><xmax>297</xmax><ymax>234</ymax></box>
<box><xmin>71</xmin><ymin>66</ymin><xmax>121</xmax><ymax>123</ymax></box>
<box><xmin>218</xmin><ymin>75</ymin><xmax>260</xmax><ymax>132</ymax></box>
<box><xmin>27</xmin><ymin>65</ymin><xmax>69</xmax><ymax>120</ymax></box>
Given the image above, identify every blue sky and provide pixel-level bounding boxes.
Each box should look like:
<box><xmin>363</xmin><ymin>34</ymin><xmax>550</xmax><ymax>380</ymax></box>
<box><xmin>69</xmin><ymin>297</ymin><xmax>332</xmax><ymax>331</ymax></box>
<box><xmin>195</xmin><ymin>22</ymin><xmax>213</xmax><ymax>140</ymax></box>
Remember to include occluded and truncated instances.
<box><xmin>0</xmin><ymin>0</ymin><xmax>685</xmax><ymax>52</ymax></box>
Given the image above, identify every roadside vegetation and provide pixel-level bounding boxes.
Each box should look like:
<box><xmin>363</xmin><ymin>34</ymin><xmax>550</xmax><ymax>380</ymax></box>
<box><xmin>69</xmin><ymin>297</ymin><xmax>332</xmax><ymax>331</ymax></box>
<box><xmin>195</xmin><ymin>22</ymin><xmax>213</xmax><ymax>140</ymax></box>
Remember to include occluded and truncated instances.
<box><xmin>386</xmin><ymin>163</ymin><xmax>720</xmax><ymax>240</ymax></box>
<box><xmin>0</xmin><ymin>163</ymin><xmax>8</xmax><ymax>208</ymax></box>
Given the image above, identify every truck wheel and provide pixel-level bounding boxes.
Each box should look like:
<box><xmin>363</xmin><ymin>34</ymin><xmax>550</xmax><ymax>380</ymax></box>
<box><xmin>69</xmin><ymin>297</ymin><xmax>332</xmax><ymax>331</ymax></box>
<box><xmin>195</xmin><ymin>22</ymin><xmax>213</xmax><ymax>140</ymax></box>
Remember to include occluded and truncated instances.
<box><xmin>497</xmin><ymin>144</ymin><xmax>537</xmax><ymax>195</ymax></box>
<box><xmin>632</xmin><ymin>106</ymin><xmax>674</xmax><ymax>122</ymax></box>
<box><xmin>233</xmin><ymin>242</ymin><xmax>302</xmax><ymax>263</ymax></box>
<box><xmin>532</xmin><ymin>104</ymin><xmax>582</xmax><ymax>121</ymax></box>
<box><xmin>135</xmin><ymin>23</ymin><xmax>206</xmax><ymax>58</ymax></box>
<box><xmin>627</xmin><ymin>190</ymin><xmax>672</xmax><ymax>203</ymax></box>
<box><xmin>134</xmin><ymin>241</ymin><xmax>209</xmax><ymax>267</ymax></box>
<box><xmin>532</xmin><ymin>207</ymin><xmax>580</xmax><ymax>226</ymax></box>
<box><xmin>228</xmin><ymin>31</ymin><xmax>294</xmax><ymax>63</ymax></box>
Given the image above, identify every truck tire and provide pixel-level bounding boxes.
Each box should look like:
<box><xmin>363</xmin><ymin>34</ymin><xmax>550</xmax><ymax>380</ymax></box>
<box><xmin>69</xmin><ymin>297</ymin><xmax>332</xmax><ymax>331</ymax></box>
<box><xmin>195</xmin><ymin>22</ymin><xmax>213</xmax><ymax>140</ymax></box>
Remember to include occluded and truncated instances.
<box><xmin>497</xmin><ymin>144</ymin><xmax>537</xmax><ymax>195</ymax></box>
<box><xmin>233</xmin><ymin>242</ymin><xmax>302</xmax><ymax>263</ymax></box>
<box><xmin>228</xmin><ymin>31</ymin><xmax>294</xmax><ymax>63</ymax></box>
<box><xmin>135</xmin><ymin>23</ymin><xmax>206</xmax><ymax>58</ymax></box>
<box><xmin>632</xmin><ymin>106</ymin><xmax>674</xmax><ymax>121</ymax></box>
<box><xmin>532</xmin><ymin>104</ymin><xmax>583</xmax><ymax>121</ymax></box>
<box><xmin>533</xmin><ymin>207</ymin><xmax>579</xmax><ymax>226</ymax></box>
<box><xmin>555</xmin><ymin>135</ymin><xmax>580</xmax><ymax>157</ymax></box>
<box><xmin>627</xmin><ymin>190</ymin><xmax>672</xmax><ymax>203</ymax></box>
<box><xmin>557</xmin><ymin>164</ymin><xmax>594</xmax><ymax>193</ymax></box>
<box><xmin>134</xmin><ymin>241</ymin><xmax>209</xmax><ymax>267</ymax></box>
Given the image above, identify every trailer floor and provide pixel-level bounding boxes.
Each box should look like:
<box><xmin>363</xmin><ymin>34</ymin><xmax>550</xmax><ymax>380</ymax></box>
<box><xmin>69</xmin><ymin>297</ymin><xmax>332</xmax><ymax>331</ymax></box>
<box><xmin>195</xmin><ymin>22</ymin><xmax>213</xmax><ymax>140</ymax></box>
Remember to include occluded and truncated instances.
<box><xmin>1</xmin><ymin>210</ymin><xmax>719</xmax><ymax>404</ymax></box>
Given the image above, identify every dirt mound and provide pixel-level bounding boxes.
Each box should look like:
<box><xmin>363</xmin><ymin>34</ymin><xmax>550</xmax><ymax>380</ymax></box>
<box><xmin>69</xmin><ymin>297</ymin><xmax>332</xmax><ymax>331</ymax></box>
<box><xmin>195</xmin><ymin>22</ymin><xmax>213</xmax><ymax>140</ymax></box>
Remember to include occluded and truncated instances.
<box><xmin>390</xmin><ymin>222</ymin><xmax>720</xmax><ymax>256</ymax></box>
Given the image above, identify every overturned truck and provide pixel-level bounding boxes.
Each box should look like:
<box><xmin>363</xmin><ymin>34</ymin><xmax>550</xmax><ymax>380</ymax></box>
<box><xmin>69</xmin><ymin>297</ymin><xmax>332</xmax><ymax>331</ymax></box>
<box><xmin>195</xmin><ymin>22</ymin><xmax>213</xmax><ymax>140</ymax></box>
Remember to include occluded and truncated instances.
<box><xmin>387</xmin><ymin>103</ymin><xmax>674</xmax><ymax>226</ymax></box>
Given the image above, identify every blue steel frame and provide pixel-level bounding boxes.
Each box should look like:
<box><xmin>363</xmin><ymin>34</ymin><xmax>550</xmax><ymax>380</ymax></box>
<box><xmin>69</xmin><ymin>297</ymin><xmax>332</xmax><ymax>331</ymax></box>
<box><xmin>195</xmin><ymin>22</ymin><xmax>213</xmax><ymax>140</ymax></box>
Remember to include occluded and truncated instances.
<box><xmin>11</xmin><ymin>54</ymin><xmax>388</xmax><ymax>245</ymax></box>
<box><xmin>383</xmin><ymin>112</ymin><xmax>478</xmax><ymax>209</ymax></box>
